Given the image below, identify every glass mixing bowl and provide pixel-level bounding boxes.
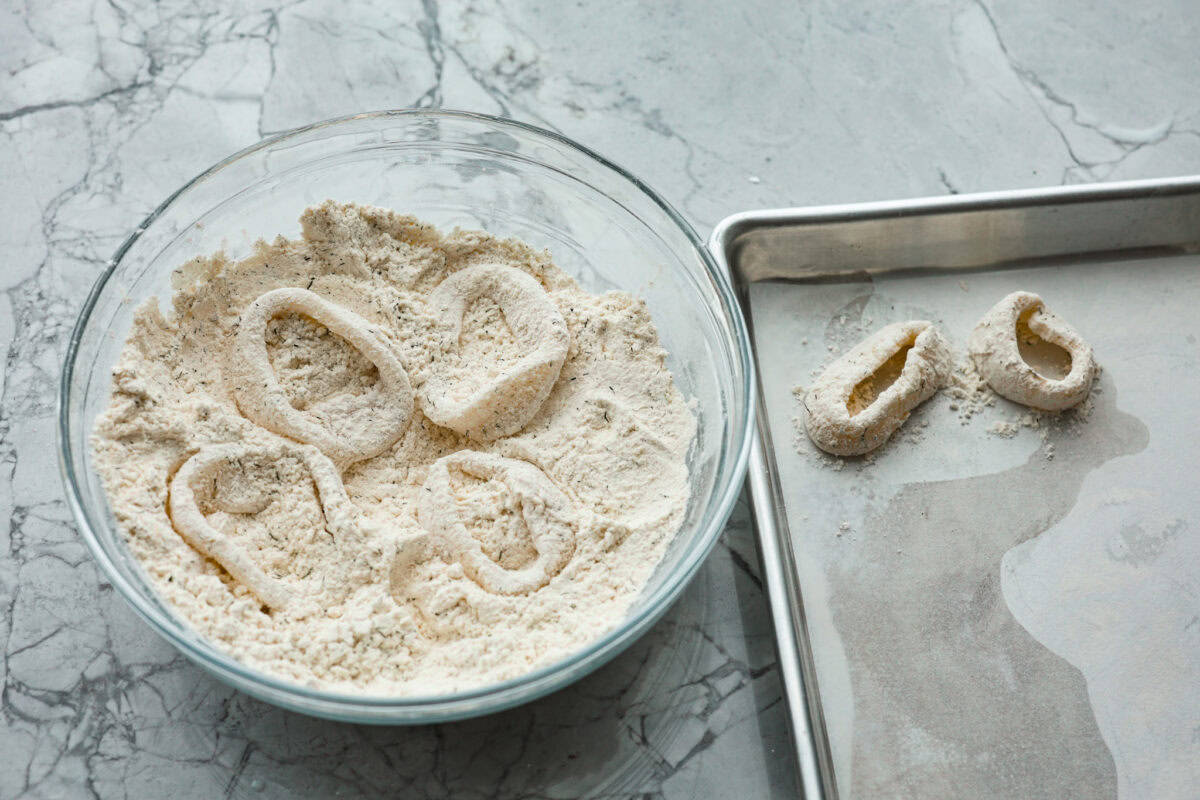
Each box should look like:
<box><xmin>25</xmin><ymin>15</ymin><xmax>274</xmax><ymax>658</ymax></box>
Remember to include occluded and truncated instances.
<box><xmin>58</xmin><ymin>110</ymin><xmax>754</xmax><ymax>723</ymax></box>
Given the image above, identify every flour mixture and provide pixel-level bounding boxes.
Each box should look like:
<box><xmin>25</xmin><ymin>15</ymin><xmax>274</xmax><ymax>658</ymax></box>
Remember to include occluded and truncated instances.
<box><xmin>92</xmin><ymin>202</ymin><xmax>696</xmax><ymax>694</ymax></box>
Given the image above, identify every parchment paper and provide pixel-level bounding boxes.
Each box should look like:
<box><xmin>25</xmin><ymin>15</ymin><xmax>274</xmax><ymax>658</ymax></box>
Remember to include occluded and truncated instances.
<box><xmin>750</xmin><ymin>254</ymin><xmax>1200</xmax><ymax>799</ymax></box>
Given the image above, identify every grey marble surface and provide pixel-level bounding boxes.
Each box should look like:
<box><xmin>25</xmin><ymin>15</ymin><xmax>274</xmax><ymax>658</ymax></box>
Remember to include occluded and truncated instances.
<box><xmin>2</xmin><ymin>1</ymin><xmax>1198</xmax><ymax>798</ymax></box>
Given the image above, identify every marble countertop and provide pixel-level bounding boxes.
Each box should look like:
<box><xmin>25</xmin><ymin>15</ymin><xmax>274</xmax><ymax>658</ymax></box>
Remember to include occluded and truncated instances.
<box><xmin>2</xmin><ymin>1</ymin><xmax>1197</xmax><ymax>798</ymax></box>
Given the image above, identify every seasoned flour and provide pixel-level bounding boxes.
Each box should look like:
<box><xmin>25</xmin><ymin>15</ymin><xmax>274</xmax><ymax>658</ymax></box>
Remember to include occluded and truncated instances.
<box><xmin>92</xmin><ymin>202</ymin><xmax>696</xmax><ymax>694</ymax></box>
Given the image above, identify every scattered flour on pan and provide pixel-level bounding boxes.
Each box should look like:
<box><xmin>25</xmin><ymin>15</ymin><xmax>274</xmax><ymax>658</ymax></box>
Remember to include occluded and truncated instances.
<box><xmin>982</xmin><ymin>374</ymin><xmax>1100</xmax><ymax>461</ymax></box>
<box><xmin>988</xmin><ymin>420</ymin><xmax>1020</xmax><ymax>438</ymax></box>
<box><xmin>944</xmin><ymin>358</ymin><xmax>998</xmax><ymax>424</ymax></box>
<box><xmin>91</xmin><ymin>201</ymin><xmax>696</xmax><ymax>695</ymax></box>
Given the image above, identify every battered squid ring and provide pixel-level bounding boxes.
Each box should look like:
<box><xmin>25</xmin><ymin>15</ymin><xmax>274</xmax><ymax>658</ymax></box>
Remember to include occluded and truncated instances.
<box><xmin>419</xmin><ymin>264</ymin><xmax>569</xmax><ymax>440</ymax></box>
<box><xmin>803</xmin><ymin>321</ymin><xmax>951</xmax><ymax>456</ymax></box>
<box><xmin>418</xmin><ymin>450</ymin><xmax>576</xmax><ymax>595</ymax></box>
<box><xmin>167</xmin><ymin>441</ymin><xmax>361</xmax><ymax>611</ymax></box>
<box><xmin>229</xmin><ymin>288</ymin><xmax>414</xmax><ymax>465</ymax></box>
<box><xmin>968</xmin><ymin>291</ymin><xmax>1096</xmax><ymax>411</ymax></box>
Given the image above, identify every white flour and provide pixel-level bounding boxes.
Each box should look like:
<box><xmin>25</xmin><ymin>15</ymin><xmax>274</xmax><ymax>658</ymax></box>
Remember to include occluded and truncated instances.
<box><xmin>92</xmin><ymin>202</ymin><xmax>696</xmax><ymax>695</ymax></box>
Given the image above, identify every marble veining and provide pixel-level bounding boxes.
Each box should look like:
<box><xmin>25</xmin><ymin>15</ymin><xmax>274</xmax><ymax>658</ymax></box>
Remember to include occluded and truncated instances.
<box><xmin>3</xmin><ymin>0</ymin><xmax>1198</xmax><ymax>797</ymax></box>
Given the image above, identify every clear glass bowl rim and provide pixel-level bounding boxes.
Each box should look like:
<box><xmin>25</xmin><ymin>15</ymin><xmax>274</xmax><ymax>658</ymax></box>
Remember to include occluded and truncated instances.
<box><xmin>57</xmin><ymin>108</ymin><xmax>756</xmax><ymax>720</ymax></box>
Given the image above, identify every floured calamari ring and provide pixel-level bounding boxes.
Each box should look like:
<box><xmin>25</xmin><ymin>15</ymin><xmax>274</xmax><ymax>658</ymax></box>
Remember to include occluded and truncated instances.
<box><xmin>229</xmin><ymin>288</ymin><xmax>414</xmax><ymax>465</ymax></box>
<box><xmin>420</xmin><ymin>264</ymin><xmax>569</xmax><ymax>440</ymax></box>
<box><xmin>803</xmin><ymin>321</ymin><xmax>951</xmax><ymax>456</ymax></box>
<box><xmin>418</xmin><ymin>450</ymin><xmax>576</xmax><ymax>595</ymax></box>
<box><xmin>167</xmin><ymin>441</ymin><xmax>361</xmax><ymax>611</ymax></box>
<box><xmin>968</xmin><ymin>291</ymin><xmax>1096</xmax><ymax>411</ymax></box>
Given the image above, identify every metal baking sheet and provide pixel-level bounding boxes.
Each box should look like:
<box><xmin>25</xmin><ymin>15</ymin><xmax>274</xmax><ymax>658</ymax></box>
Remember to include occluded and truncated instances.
<box><xmin>710</xmin><ymin>177</ymin><xmax>1200</xmax><ymax>800</ymax></box>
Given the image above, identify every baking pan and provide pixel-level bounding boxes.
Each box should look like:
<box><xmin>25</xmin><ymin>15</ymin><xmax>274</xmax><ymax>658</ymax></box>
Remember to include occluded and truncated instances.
<box><xmin>710</xmin><ymin>176</ymin><xmax>1200</xmax><ymax>799</ymax></box>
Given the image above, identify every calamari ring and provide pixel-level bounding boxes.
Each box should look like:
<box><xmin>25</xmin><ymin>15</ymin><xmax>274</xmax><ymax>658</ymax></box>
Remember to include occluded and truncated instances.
<box><xmin>419</xmin><ymin>264</ymin><xmax>569</xmax><ymax>440</ymax></box>
<box><xmin>229</xmin><ymin>288</ymin><xmax>413</xmax><ymax>465</ymax></box>
<box><xmin>803</xmin><ymin>320</ymin><xmax>951</xmax><ymax>456</ymax></box>
<box><xmin>167</xmin><ymin>441</ymin><xmax>360</xmax><ymax>611</ymax></box>
<box><xmin>968</xmin><ymin>291</ymin><xmax>1096</xmax><ymax>411</ymax></box>
<box><xmin>418</xmin><ymin>450</ymin><xmax>575</xmax><ymax>595</ymax></box>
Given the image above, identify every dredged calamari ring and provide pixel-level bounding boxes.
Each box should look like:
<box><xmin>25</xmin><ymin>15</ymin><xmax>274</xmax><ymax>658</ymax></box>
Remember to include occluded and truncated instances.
<box><xmin>418</xmin><ymin>450</ymin><xmax>576</xmax><ymax>595</ymax></box>
<box><xmin>229</xmin><ymin>288</ymin><xmax>414</xmax><ymax>465</ymax></box>
<box><xmin>803</xmin><ymin>320</ymin><xmax>951</xmax><ymax>456</ymax></box>
<box><xmin>968</xmin><ymin>291</ymin><xmax>1096</xmax><ymax>411</ymax></box>
<box><xmin>419</xmin><ymin>264</ymin><xmax>569</xmax><ymax>440</ymax></box>
<box><xmin>167</xmin><ymin>441</ymin><xmax>362</xmax><ymax>611</ymax></box>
